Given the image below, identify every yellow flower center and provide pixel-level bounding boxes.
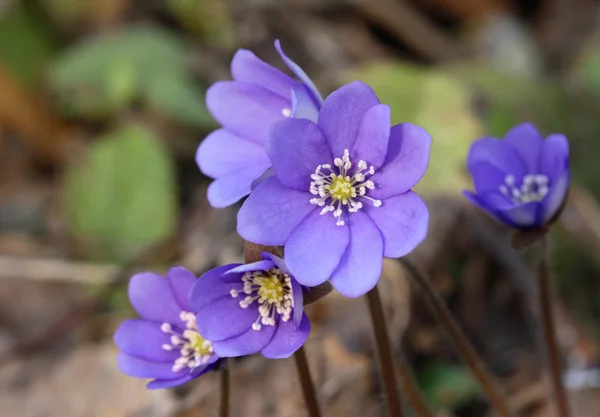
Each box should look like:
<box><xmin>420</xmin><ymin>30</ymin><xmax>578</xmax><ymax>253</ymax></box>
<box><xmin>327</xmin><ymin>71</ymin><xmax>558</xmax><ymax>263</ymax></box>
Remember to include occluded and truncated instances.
<box><xmin>185</xmin><ymin>329</ymin><xmax>213</xmax><ymax>357</ymax></box>
<box><xmin>257</xmin><ymin>274</ymin><xmax>285</xmax><ymax>303</ymax></box>
<box><xmin>161</xmin><ymin>311</ymin><xmax>214</xmax><ymax>372</ymax></box>
<box><xmin>329</xmin><ymin>175</ymin><xmax>354</xmax><ymax>202</ymax></box>
<box><xmin>309</xmin><ymin>148</ymin><xmax>381</xmax><ymax>226</ymax></box>
<box><xmin>230</xmin><ymin>268</ymin><xmax>293</xmax><ymax>331</ymax></box>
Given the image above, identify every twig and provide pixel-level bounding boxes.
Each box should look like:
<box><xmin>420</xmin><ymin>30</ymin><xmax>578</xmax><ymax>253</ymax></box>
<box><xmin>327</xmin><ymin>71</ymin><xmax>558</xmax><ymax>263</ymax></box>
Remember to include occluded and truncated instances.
<box><xmin>0</xmin><ymin>255</ymin><xmax>119</xmax><ymax>284</ymax></box>
<box><xmin>366</xmin><ymin>285</ymin><xmax>404</xmax><ymax>417</ymax></box>
<box><xmin>219</xmin><ymin>362</ymin><xmax>230</xmax><ymax>417</ymax></box>
<box><xmin>294</xmin><ymin>346</ymin><xmax>323</xmax><ymax>417</ymax></box>
<box><xmin>537</xmin><ymin>236</ymin><xmax>571</xmax><ymax>417</ymax></box>
<box><xmin>353</xmin><ymin>0</ymin><xmax>458</xmax><ymax>61</ymax></box>
<box><xmin>401</xmin><ymin>258</ymin><xmax>515</xmax><ymax>417</ymax></box>
<box><xmin>0</xmin><ymin>236</ymin><xmax>181</xmax><ymax>368</ymax></box>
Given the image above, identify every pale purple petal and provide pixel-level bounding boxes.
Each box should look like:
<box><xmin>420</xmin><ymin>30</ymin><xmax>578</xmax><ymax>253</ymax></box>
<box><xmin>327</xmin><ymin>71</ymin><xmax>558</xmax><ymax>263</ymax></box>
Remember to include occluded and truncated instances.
<box><xmin>291</xmin><ymin>275</ymin><xmax>304</xmax><ymax>327</ymax></box>
<box><xmin>114</xmin><ymin>319</ymin><xmax>178</xmax><ymax>362</ymax></box>
<box><xmin>285</xmin><ymin>209</ymin><xmax>349</xmax><ymax>287</ymax></box>
<box><xmin>467</xmin><ymin>137</ymin><xmax>527</xmax><ymax>179</ymax></box>
<box><xmin>195</xmin><ymin>295</ymin><xmax>258</xmax><ymax>342</ymax></box>
<box><xmin>275</xmin><ymin>40</ymin><xmax>323</xmax><ymax>106</ymax></box>
<box><xmin>261</xmin><ymin>253</ymin><xmax>304</xmax><ymax>326</ymax></box>
<box><xmin>189</xmin><ymin>264</ymin><xmax>242</xmax><ymax>312</ymax></box>
<box><xmin>190</xmin><ymin>356</ymin><xmax>220</xmax><ymax>377</ymax></box>
<box><xmin>464</xmin><ymin>190</ymin><xmax>522</xmax><ymax>228</ymax></box>
<box><xmin>504</xmin><ymin>122</ymin><xmax>544</xmax><ymax>172</ymax></box>
<box><xmin>196</xmin><ymin>129</ymin><xmax>270</xmax><ymax>179</ymax></box>
<box><xmin>237</xmin><ymin>177</ymin><xmax>316</xmax><ymax>246</ymax></box>
<box><xmin>539</xmin><ymin>134</ymin><xmax>570</xmax><ymax>182</ymax></box>
<box><xmin>128</xmin><ymin>272</ymin><xmax>182</xmax><ymax>324</ymax></box>
<box><xmin>370</xmin><ymin>123</ymin><xmax>432</xmax><ymax>200</ymax></box>
<box><xmin>291</xmin><ymin>84</ymin><xmax>320</xmax><ymax>123</ymax></box>
<box><xmin>166</xmin><ymin>267</ymin><xmax>197</xmax><ymax>310</ymax></box>
<box><xmin>147</xmin><ymin>374</ymin><xmax>193</xmax><ymax>389</ymax></box>
<box><xmin>496</xmin><ymin>201</ymin><xmax>539</xmax><ymax>228</ymax></box>
<box><xmin>211</xmin><ymin>324</ymin><xmax>277</xmax><ymax>357</ymax></box>
<box><xmin>117</xmin><ymin>353</ymin><xmax>182</xmax><ymax>380</ymax></box>
<box><xmin>329</xmin><ymin>211</ymin><xmax>383</xmax><ymax>298</ymax></box>
<box><xmin>231</xmin><ymin>49</ymin><xmax>295</xmax><ymax>99</ymax></box>
<box><xmin>261</xmin><ymin>314</ymin><xmax>310</xmax><ymax>359</ymax></box>
<box><xmin>206</xmin><ymin>164</ymin><xmax>270</xmax><ymax>208</ymax></box>
<box><xmin>206</xmin><ymin>81</ymin><xmax>288</xmax><ymax>143</ymax></box>
<box><xmin>251</xmin><ymin>167</ymin><xmax>275</xmax><ymax>190</ymax></box>
<box><xmin>318</xmin><ymin>81</ymin><xmax>380</xmax><ymax>157</ymax></box>
<box><xmin>226</xmin><ymin>260</ymin><xmax>276</xmax><ymax>274</ymax></box>
<box><xmin>542</xmin><ymin>169</ymin><xmax>570</xmax><ymax>223</ymax></box>
<box><xmin>364</xmin><ymin>192</ymin><xmax>428</xmax><ymax>258</ymax></box>
<box><xmin>469</xmin><ymin>161</ymin><xmax>510</xmax><ymax>195</ymax></box>
<box><xmin>267</xmin><ymin>118</ymin><xmax>332</xmax><ymax>191</ymax></box>
<box><xmin>350</xmin><ymin>104</ymin><xmax>390</xmax><ymax>169</ymax></box>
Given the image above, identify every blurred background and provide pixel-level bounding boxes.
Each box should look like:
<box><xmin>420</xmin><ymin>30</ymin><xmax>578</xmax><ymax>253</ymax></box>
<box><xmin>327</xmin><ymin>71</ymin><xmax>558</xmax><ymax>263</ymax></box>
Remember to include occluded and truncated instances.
<box><xmin>1</xmin><ymin>0</ymin><xmax>600</xmax><ymax>416</ymax></box>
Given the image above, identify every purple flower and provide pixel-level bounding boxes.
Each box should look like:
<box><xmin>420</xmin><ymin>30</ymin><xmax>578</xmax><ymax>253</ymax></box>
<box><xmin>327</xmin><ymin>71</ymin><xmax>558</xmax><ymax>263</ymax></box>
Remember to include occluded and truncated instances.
<box><xmin>189</xmin><ymin>253</ymin><xmax>310</xmax><ymax>358</ymax></box>
<box><xmin>114</xmin><ymin>267</ymin><xmax>219</xmax><ymax>389</ymax></box>
<box><xmin>237</xmin><ymin>81</ymin><xmax>431</xmax><ymax>298</ymax></box>
<box><xmin>197</xmin><ymin>40</ymin><xmax>323</xmax><ymax>208</ymax></box>
<box><xmin>464</xmin><ymin>123</ymin><xmax>570</xmax><ymax>229</ymax></box>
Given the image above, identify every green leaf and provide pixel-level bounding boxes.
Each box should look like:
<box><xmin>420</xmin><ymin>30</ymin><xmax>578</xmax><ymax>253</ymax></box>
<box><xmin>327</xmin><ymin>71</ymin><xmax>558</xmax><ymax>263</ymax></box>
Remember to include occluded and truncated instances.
<box><xmin>345</xmin><ymin>62</ymin><xmax>482</xmax><ymax>193</ymax></box>
<box><xmin>0</xmin><ymin>2</ymin><xmax>56</xmax><ymax>87</ymax></box>
<box><xmin>146</xmin><ymin>75</ymin><xmax>215</xmax><ymax>128</ymax></box>
<box><xmin>49</xmin><ymin>25</ymin><xmax>213</xmax><ymax>126</ymax></box>
<box><xmin>419</xmin><ymin>363</ymin><xmax>482</xmax><ymax>411</ymax></box>
<box><xmin>64</xmin><ymin>124</ymin><xmax>178</xmax><ymax>262</ymax></box>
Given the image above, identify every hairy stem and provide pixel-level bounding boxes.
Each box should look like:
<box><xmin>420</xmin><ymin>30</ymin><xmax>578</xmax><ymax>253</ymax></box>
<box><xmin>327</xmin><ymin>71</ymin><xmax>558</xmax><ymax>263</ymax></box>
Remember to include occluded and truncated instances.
<box><xmin>367</xmin><ymin>285</ymin><xmax>404</xmax><ymax>417</ymax></box>
<box><xmin>219</xmin><ymin>362</ymin><xmax>230</xmax><ymax>417</ymax></box>
<box><xmin>401</xmin><ymin>259</ymin><xmax>515</xmax><ymax>417</ymax></box>
<box><xmin>294</xmin><ymin>346</ymin><xmax>323</xmax><ymax>417</ymax></box>
<box><xmin>538</xmin><ymin>237</ymin><xmax>571</xmax><ymax>417</ymax></box>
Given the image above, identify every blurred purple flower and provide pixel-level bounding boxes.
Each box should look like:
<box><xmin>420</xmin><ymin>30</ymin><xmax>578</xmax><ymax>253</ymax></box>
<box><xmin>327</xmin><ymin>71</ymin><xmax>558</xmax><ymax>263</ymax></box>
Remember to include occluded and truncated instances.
<box><xmin>114</xmin><ymin>267</ymin><xmax>219</xmax><ymax>389</ymax></box>
<box><xmin>189</xmin><ymin>253</ymin><xmax>310</xmax><ymax>358</ymax></box>
<box><xmin>237</xmin><ymin>81</ymin><xmax>431</xmax><ymax>298</ymax></box>
<box><xmin>464</xmin><ymin>122</ymin><xmax>570</xmax><ymax>229</ymax></box>
<box><xmin>197</xmin><ymin>40</ymin><xmax>323</xmax><ymax>208</ymax></box>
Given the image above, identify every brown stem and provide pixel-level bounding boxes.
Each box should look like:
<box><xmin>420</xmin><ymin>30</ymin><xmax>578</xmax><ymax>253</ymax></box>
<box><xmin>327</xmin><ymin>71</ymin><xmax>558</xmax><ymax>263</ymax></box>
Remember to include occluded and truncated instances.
<box><xmin>294</xmin><ymin>346</ymin><xmax>323</xmax><ymax>417</ymax></box>
<box><xmin>219</xmin><ymin>362</ymin><xmax>230</xmax><ymax>417</ymax></box>
<box><xmin>366</xmin><ymin>285</ymin><xmax>404</xmax><ymax>417</ymax></box>
<box><xmin>538</xmin><ymin>237</ymin><xmax>571</xmax><ymax>417</ymax></box>
<box><xmin>401</xmin><ymin>259</ymin><xmax>515</xmax><ymax>417</ymax></box>
<box><xmin>396</xmin><ymin>353</ymin><xmax>434</xmax><ymax>417</ymax></box>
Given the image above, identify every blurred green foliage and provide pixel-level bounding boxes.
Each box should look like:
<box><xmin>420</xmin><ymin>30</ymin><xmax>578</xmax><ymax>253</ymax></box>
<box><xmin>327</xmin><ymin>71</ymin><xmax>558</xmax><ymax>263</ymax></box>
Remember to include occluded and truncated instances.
<box><xmin>49</xmin><ymin>25</ymin><xmax>214</xmax><ymax>127</ymax></box>
<box><xmin>0</xmin><ymin>2</ymin><xmax>56</xmax><ymax>87</ymax></box>
<box><xmin>419</xmin><ymin>362</ymin><xmax>481</xmax><ymax>411</ymax></box>
<box><xmin>64</xmin><ymin>124</ymin><xmax>178</xmax><ymax>263</ymax></box>
<box><xmin>167</xmin><ymin>0</ymin><xmax>236</xmax><ymax>50</ymax></box>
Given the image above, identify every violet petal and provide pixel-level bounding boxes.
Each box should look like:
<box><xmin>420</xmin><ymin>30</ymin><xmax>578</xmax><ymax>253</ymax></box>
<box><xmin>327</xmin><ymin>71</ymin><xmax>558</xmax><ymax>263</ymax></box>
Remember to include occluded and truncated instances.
<box><xmin>364</xmin><ymin>191</ymin><xmax>428</xmax><ymax>258</ymax></box>
<box><xmin>329</xmin><ymin>211</ymin><xmax>383</xmax><ymax>298</ymax></box>
<box><xmin>237</xmin><ymin>177</ymin><xmax>316</xmax><ymax>246</ymax></box>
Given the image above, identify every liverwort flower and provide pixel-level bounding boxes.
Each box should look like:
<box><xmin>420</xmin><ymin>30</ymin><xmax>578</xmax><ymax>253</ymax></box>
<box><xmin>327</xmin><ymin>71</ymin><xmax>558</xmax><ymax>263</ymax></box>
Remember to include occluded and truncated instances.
<box><xmin>237</xmin><ymin>81</ymin><xmax>431</xmax><ymax>298</ymax></box>
<box><xmin>464</xmin><ymin>122</ymin><xmax>570</xmax><ymax>229</ymax></box>
<box><xmin>189</xmin><ymin>253</ymin><xmax>310</xmax><ymax>358</ymax></box>
<box><xmin>114</xmin><ymin>267</ymin><xmax>219</xmax><ymax>389</ymax></box>
<box><xmin>197</xmin><ymin>40</ymin><xmax>323</xmax><ymax>208</ymax></box>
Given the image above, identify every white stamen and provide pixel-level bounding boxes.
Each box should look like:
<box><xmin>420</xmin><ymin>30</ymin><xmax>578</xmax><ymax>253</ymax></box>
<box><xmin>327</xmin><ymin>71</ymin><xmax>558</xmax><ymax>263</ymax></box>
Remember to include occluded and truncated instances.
<box><xmin>308</xmin><ymin>148</ymin><xmax>381</xmax><ymax>226</ymax></box>
<box><xmin>160</xmin><ymin>312</ymin><xmax>213</xmax><ymax>373</ymax></box>
<box><xmin>282</xmin><ymin>108</ymin><xmax>291</xmax><ymax>117</ymax></box>
<box><xmin>231</xmin><ymin>269</ymin><xmax>294</xmax><ymax>331</ymax></box>
<box><xmin>498</xmin><ymin>173</ymin><xmax>550</xmax><ymax>204</ymax></box>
